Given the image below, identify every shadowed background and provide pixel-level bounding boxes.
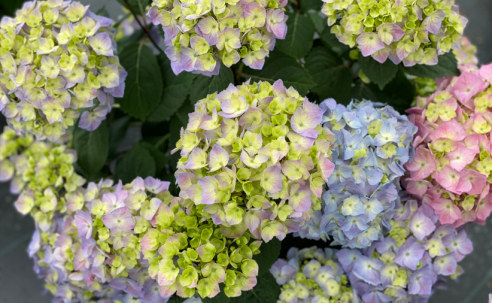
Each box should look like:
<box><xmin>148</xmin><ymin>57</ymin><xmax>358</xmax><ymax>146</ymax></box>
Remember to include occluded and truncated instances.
<box><xmin>0</xmin><ymin>0</ymin><xmax>491</xmax><ymax>302</ymax></box>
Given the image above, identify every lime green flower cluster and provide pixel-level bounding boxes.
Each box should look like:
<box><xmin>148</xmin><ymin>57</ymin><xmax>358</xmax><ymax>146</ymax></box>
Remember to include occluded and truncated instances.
<box><xmin>142</xmin><ymin>198</ymin><xmax>262</xmax><ymax>299</ymax></box>
<box><xmin>270</xmin><ymin>246</ymin><xmax>356</xmax><ymax>303</ymax></box>
<box><xmin>174</xmin><ymin>79</ymin><xmax>335</xmax><ymax>243</ymax></box>
<box><xmin>0</xmin><ymin>0</ymin><xmax>127</xmax><ymax>141</ymax></box>
<box><xmin>0</xmin><ymin>127</ymin><xmax>85</xmax><ymax>231</ymax></box>
<box><xmin>326</xmin><ymin>0</ymin><xmax>468</xmax><ymax>66</ymax></box>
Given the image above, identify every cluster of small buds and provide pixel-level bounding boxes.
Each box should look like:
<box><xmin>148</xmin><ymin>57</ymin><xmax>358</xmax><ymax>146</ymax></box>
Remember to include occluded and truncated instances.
<box><xmin>173</xmin><ymin>79</ymin><xmax>336</xmax><ymax>243</ymax></box>
<box><xmin>405</xmin><ymin>63</ymin><xmax>492</xmax><ymax>226</ymax></box>
<box><xmin>73</xmin><ymin>177</ymin><xmax>176</xmax><ymax>302</ymax></box>
<box><xmin>270</xmin><ymin>246</ymin><xmax>357</xmax><ymax>303</ymax></box>
<box><xmin>0</xmin><ymin>0</ymin><xmax>127</xmax><ymax>141</ymax></box>
<box><xmin>142</xmin><ymin>196</ymin><xmax>262</xmax><ymax>299</ymax></box>
<box><xmin>338</xmin><ymin>195</ymin><xmax>473</xmax><ymax>302</ymax></box>
<box><xmin>148</xmin><ymin>0</ymin><xmax>288</xmax><ymax>75</ymax></box>
<box><xmin>306</xmin><ymin>100</ymin><xmax>417</xmax><ymax>248</ymax></box>
<box><xmin>324</xmin><ymin>0</ymin><xmax>468</xmax><ymax>66</ymax></box>
<box><xmin>0</xmin><ymin>127</ymin><xmax>85</xmax><ymax>231</ymax></box>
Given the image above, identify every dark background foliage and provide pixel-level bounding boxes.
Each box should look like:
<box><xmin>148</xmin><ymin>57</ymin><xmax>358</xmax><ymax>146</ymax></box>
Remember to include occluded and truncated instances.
<box><xmin>1</xmin><ymin>0</ymin><xmax>492</xmax><ymax>302</ymax></box>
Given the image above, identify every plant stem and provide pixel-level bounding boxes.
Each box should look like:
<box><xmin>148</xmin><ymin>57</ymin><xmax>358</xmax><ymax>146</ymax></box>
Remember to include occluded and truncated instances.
<box><xmin>155</xmin><ymin>133</ymin><xmax>171</xmax><ymax>149</ymax></box>
<box><xmin>121</xmin><ymin>0</ymin><xmax>164</xmax><ymax>54</ymax></box>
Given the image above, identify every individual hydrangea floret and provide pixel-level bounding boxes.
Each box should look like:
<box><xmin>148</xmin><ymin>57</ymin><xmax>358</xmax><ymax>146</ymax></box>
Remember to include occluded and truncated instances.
<box><xmin>270</xmin><ymin>246</ymin><xmax>357</xmax><ymax>303</ymax></box>
<box><xmin>339</xmin><ymin>195</ymin><xmax>473</xmax><ymax>302</ymax></box>
<box><xmin>148</xmin><ymin>0</ymin><xmax>288</xmax><ymax>75</ymax></box>
<box><xmin>0</xmin><ymin>127</ymin><xmax>85</xmax><ymax>231</ymax></box>
<box><xmin>300</xmin><ymin>100</ymin><xmax>417</xmax><ymax>248</ymax></box>
<box><xmin>173</xmin><ymin>80</ymin><xmax>335</xmax><ymax>242</ymax></box>
<box><xmin>405</xmin><ymin>63</ymin><xmax>492</xmax><ymax>226</ymax></box>
<box><xmin>0</xmin><ymin>0</ymin><xmax>127</xmax><ymax>141</ymax></box>
<box><xmin>324</xmin><ymin>0</ymin><xmax>468</xmax><ymax>66</ymax></box>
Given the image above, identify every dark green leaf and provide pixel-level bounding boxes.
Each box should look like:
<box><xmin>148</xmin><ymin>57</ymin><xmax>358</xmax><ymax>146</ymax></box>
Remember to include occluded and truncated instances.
<box><xmin>400</xmin><ymin>52</ymin><xmax>460</xmax><ymax>79</ymax></box>
<box><xmin>73</xmin><ymin>121</ymin><xmax>109</xmax><ymax>174</ymax></box>
<box><xmin>108</xmin><ymin>116</ymin><xmax>131</xmax><ymax>160</ymax></box>
<box><xmin>305</xmin><ymin>47</ymin><xmax>353</xmax><ymax>103</ymax></box>
<box><xmin>367</xmin><ymin>71</ymin><xmax>415</xmax><ymax>113</ymax></box>
<box><xmin>349</xmin><ymin>81</ymin><xmax>378</xmax><ymax>105</ymax></box>
<box><xmin>117</xmin><ymin>29</ymin><xmax>145</xmax><ymax>51</ymax></box>
<box><xmin>167</xmin><ymin>295</ymin><xmax>186</xmax><ymax>303</ymax></box>
<box><xmin>300</xmin><ymin>0</ymin><xmax>322</xmax><ymax>13</ymax></box>
<box><xmin>190</xmin><ymin>65</ymin><xmax>234</xmax><ymax>103</ymax></box>
<box><xmin>253</xmin><ymin>238</ymin><xmax>281</xmax><ymax>275</ymax></box>
<box><xmin>240</xmin><ymin>51</ymin><xmax>316</xmax><ymax>95</ymax></box>
<box><xmin>229</xmin><ymin>273</ymin><xmax>280</xmax><ymax>303</ymax></box>
<box><xmin>0</xmin><ymin>0</ymin><xmax>24</xmax><ymax>16</ymax></box>
<box><xmin>203</xmin><ymin>285</ymin><xmax>231</xmax><ymax>303</ymax></box>
<box><xmin>359</xmin><ymin>55</ymin><xmax>398</xmax><ymax>90</ymax></box>
<box><xmin>148</xmin><ymin>55</ymin><xmax>196</xmax><ymax>122</ymax></box>
<box><xmin>115</xmin><ymin>143</ymin><xmax>156</xmax><ymax>183</ymax></box>
<box><xmin>139</xmin><ymin>142</ymin><xmax>168</xmax><ymax>174</ymax></box>
<box><xmin>117</xmin><ymin>0</ymin><xmax>150</xmax><ymax>16</ymax></box>
<box><xmin>307</xmin><ymin>11</ymin><xmax>326</xmax><ymax>34</ymax></box>
<box><xmin>276</xmin><ymin>13</ymin><xmax>315</xmax><ymax>59</ymax></box>
<box><xmin>118</xmin><ymin>43</ymin><xmax>163</xmax><ymax>120</ymax></box>
<box><xmin>319</xmin><ymin>26</ymin><xmax>350</xmax><ymax>56</ymax></box>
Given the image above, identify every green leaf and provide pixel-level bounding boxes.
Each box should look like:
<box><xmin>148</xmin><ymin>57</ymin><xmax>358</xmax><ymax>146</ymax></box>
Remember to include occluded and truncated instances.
<box><xmin>115</xmin><ymin>143</ymin><xmax>156</xmax><ymax>183</ymax></box>
<box><xmin>359</xmin><ymin>55</ymin><xmax>398</xmax><ymax>90</ymax></box>
<box><xmin>319</xmin><ymin>26</ymin><xmax>350</xmax><ymax>56</ymax></box>
<box><xmin>307</xmin><ymin>11</ymin><xmax>326</xmax><ymax>34</ymax></box>
<box><xmin>117</xmin><ymin>0</ymin><xmax>150</xmax><ymax>16</ymax></box>
<box><xmin>276</xmin><ymin>13</ymin><xmax>315</xmax><ymax>59</ymax></box>
<box><xmin>229</xmin><ymin>273</ymin><xmax>281</xmax><ymax>303</ymax></box>
<box><xmin>95</xmin><ymin>5</ymin><xmax>110</xmax><ymax>18</ymax></box>
<box><xmin>118</xmin><ymin>43</ymin><xmax>163</xmax><ymax>121</ymax></box>
<box><xmin>108</xmin><ymin>116</ymin><xmax>131</xmax><ymax>160</ymax></box>
<box><xmin>367</xmin><ymin>71</ymin><xmax>415</xmax><ymax>113</ymax></box>
<box><xmin>139</xmin><ymin>142</ymin><xmax>168</xmax><ymax>175</ymax></box>
<box><xmin>240</xmin><ymin>51</ymin><xmax>316</xmax><ymax>96</ymax></box>
<box><xmin>300</xmin><ymin>0</ymin><xmax>322</xmax><ymax>13</ymax></box>
<box><xmin>73</xmin><ymin>121</ymin><xmax>109</xmax><ymax>174</ymax></box>
<box><xmin>148</xmin><ymin>55</ymin><xmax>196</xmax><ymax>122</ymax></box>
<box><xmin>349</xmin><ymin>81</ymin><xmax>378</xmax><ymax>105</ymax></box>
<box><xmin>400</xmin><ymin>52</ymin><xmax>460</xmax><ymax>79</ymax></box>
<box><xmin>253</xmin><ymin>238</ymin><xmax>281</xmax><ymax>275</ymax></box>
<box><xmin>167</xmin><ymin>295</ymin><xmax>186</xmax><ymax>303</ymax></box>
<box><xmin>190</xmin><ymin>65</ymin><xmax>234</xmax><ymax>103</ymax></box>
<box><xmin>305</xmin><ymin>47</ymin><xmax>353</xmax><ymax>103</ymax></box>
<box><xmin>117</xmin><ymin>29</ymin><xmax>145</xmax><ymax>51</ymax></box>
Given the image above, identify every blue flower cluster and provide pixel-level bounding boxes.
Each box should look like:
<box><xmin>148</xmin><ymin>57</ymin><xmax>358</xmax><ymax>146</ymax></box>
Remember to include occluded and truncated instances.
<box><xmin>337</xmin><ymin>194</ymin><xmax>473</xmax><ymax>302</ymax></box>
<box><xmin>298</xmin><ymin>100</ymin><xmax>418</xmax><ymax>248</ymax></box>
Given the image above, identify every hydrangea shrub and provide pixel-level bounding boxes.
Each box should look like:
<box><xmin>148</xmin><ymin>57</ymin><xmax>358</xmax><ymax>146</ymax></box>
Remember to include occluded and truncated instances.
<box><xmin>405</xmin><ymin>63</ymin><xmax>492</xmax><ymax>226</ymax></box>
<box><xmin>174</xmin><ymin>79</ymin><xmax>335</xmax><ymax>242</ymax></box>
<box><xmin>299</xmin><ymin>100</ymin><xmax>417</xmax><ymax>248</ymax></box>
<box><xmin>148</xmin><ymin>0</ymin><xmax>288</xmax><ymax>75</ymax></box>
<box><xmin>324</xmin><ymin>0</ymin><xmax>468</xmax><ymax>66</ymax></box>
<box><xmin>0</xmin><ymin>0</ymin><xmax>127</xmax><ymax>141</ymax></box>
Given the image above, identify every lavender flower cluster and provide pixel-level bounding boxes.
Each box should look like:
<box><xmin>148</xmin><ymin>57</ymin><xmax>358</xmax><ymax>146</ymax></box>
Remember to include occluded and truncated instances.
<box><xmin>298</xmin><ymin>100</ymin><xmax>418</xmax><ymax>249</ymax></box>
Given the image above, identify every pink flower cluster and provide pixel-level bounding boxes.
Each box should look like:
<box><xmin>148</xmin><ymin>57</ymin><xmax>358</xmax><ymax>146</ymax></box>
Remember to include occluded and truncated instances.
<box><xmin>405</xmin><ymin>63</ymin><xmax>492</xmax><ymax>226</ymax></box>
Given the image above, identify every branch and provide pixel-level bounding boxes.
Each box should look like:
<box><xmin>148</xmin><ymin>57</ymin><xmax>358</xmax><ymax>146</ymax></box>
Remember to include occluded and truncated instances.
<box><xmin>121</xmin><ymin>0</ymin><xmax>164</xmax><ymax>54</ymax></box>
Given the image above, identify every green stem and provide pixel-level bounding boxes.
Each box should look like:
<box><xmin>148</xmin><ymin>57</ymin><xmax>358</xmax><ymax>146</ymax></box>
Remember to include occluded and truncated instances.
<box><xmin>155</xmin><ymin>133</ymin><xmax>171</xmax><ymax>149</ymax></box>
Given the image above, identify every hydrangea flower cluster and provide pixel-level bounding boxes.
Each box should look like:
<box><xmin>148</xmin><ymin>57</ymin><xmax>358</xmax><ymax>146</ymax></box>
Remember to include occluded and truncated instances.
<box><xmin>73</xmin><ymin>177</ymin><xmax>176</xmax><ymax>302</ymax></box>
<box><xmin>148</xmin><ymin>0</ymin><xmax>288</xmax><ymax>75</ymax></box>
<box><xmin>405</xmin><ymin>63</ymin><xmax>492</xmax><ymax>226</ymax></box>
<box><xmin>0</xmin><ymin>0</ymin><xmax>127</xmax><ymax>141</ymax></box>
<box><xmin>173</xmin><ymin>80</ymin><xmax>335</xmax><ymax>243</ymax></box>
<box><xmin>142</xmin><ymin>197</ymin><xmax>262</xmax><ymax>299</ymax></box>
<box><xmin>302</xmin><ymin>100</ymin><xmax>417</xmax><ymax>248</ymax></box>
<box><xmin>324</xmin><ymin>0</ymin><xmax>468</xmax><ymax>66</ymax></box>
<box><xmin>270</xmin><ymin>246</ymin><xmax>357</xmax><ymax>303</ymax></box>
<box><xmin>338</xmin><ymin>195</ymin><xmax>473</xmax><ymax>302</ymax></box>
<box><xmin>0</xmin><ymin>127</ymin><xmax>85</xmax><ymax>231</ymax></box>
